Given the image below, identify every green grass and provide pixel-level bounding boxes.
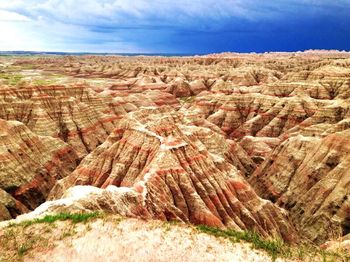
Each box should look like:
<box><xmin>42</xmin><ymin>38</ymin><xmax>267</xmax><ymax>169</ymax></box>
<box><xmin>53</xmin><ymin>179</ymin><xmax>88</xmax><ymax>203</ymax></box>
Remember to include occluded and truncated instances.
<box><xmin>19</xmin><ymin>64</ymin><xmax>36</xmax><ymax>70</ymax></box>
<box><xmin>179</xmin><ymin>96</ymin><xmax>195</xmax><ymax>103</ymax></box>
<box><xmin>196</xmin><ymin>225</ymin><xmax>350</xmax><ymax>262</ymax></box>
<box><xmin>196</xmin><ymin>225</ymin><xmax>284</xmax><ymax>260</ymax></box>
<box><xmin>10</xmin><ymin>212</ymin><xmax>102</xmax><ymax>228</ymax></box>
<box><xmin>5</xmin><ymin>64</ymin><xmax>36</xmax><ymax>70</ymax></box>
<box><xmin>0</xmin><ymin>72</ymin><xmax>24</xmax><ymax>86</ymax></box>
<box><xmin>32</xmin><ymin>78</ymin><xmax>56</xmax><ymax>86</ymax></box>
<box><xmin>18</xmin><ymin>244</ymin><xmax>31</xmax><ymax>257</ymax></box>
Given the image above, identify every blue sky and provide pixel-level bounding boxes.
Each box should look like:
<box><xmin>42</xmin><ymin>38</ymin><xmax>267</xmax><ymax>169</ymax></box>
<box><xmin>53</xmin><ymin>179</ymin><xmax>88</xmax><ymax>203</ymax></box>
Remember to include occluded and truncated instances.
<box><xmin>0</xmin><ymin>0</ymin><xmax>349</xmax><ymax>53</ymax></box>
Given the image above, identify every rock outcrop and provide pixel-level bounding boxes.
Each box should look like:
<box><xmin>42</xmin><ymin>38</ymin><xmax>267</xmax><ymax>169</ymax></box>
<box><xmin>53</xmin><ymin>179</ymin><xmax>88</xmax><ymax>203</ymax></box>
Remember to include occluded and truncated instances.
<box><xmin>321</xmin><ymin>234</ymin><xmax>350</xmax><ymax>253</ymax></box>
<box><xmin>249</xmin><ymin>131</ymin><xmax>350</xmax><ymax>243</ymax></box>
<box><xmin>0</xmin><ymin>119</ymin><xmax>79</xmax><ymax>219</ymax></box>
<box><xmin>0</xmin><ymin>84</ymin><xmax>122</xmax><ymax>158</ymax></box>
<box><xmin>0</xmin><ymin>82</ymin><xmax>181</xmax><ymax>158</ymax></box>
<box><xmin>48</xmin><ymin>107</ymin><xmax>296</xmax><ymax>242</ymax></box>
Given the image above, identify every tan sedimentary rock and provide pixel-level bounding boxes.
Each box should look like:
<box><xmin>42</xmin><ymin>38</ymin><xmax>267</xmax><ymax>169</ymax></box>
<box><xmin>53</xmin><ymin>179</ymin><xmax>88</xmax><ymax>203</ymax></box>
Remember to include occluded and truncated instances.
<box><xmin>48</xmin><ymin>107</ymin><xmax>296</xmax><ymax>242</ymax></box>
<box><xmin>186</xmin><ymin>92</ymin><xmax>316</xmax><ymax>140</ymax></box>
<box><xmin>2</xmin><ymin>50</ymin><xmax>350</xmax><ymax>244</ymax></box>
<box><xmin>239</xmin><ymin>136</ymin><xmax>281</xmax><ymax>164</ymax></box>
<box><xmin>321</xmin><ymin>234</ymin><xmax>350</xmax><ymax>252</ymax></box>
<box><xmin>0</xmin><ymin>83</ymin><xmax>179</xmax><ymax>159</ymax></box>
<box><xmin>0</xmin><ymin>119</ymin><xmax>79</xmax><ymax>219</ymax></box>
<box><xmin>0</xmin><ymin>189</ymin><xmax>28</xmax><ymax>220</ymax></box>
<box><xmin>249</xmin><ymin>131</ymin><xmax>350</xmax><ymax>243</ymax></box>
<box><xmin>0</xmin><ymin>84</ymin><xmax>121</xmax><ymax>158</ymax></box>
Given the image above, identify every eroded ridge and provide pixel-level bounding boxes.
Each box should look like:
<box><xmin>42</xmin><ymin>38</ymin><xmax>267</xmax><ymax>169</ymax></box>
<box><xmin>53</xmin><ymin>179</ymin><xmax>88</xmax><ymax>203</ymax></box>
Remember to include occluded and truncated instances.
<box><xmin>0</xmin><ymin>119</ymin><xmax>78</xmax><ymax>219</ymax></box>
<box><xmin>1</xmin><ymin>51</ymin><xmax>350</xmax><ymax>247</ymax></box>
<box><xmin>44</xmin><ymin>107</ymin><xmax>296</xmax><ymax>242</ymax></box>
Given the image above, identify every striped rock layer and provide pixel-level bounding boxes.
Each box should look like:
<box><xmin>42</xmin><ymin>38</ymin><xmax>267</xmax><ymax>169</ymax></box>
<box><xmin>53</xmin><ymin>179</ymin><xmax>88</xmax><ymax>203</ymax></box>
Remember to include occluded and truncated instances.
<box><xmin>0</xmin><ymin>84</ymin><xmax>121</xmax><ymax>158</ymax></box>
<box><xmin>0</xmin><ymin>84</ymin><xmax>181</xmax><ymax>158</ymax></box>
<box><xmin>2</xmin><ymin>51</ymin><xmax>350</xmax><ymax>245</ymax></box>
<box><xmin>249</xmin><ymin>130</ymin><xmax>350</xmax><ymax>244</ymax></box>
<box><xmin>0</xmin><ymin>119</ymin><xmax>79</xmax><ymax>220</ymax></box>
<box><xmin>49</xmin><ymin>107</ymin><xmax>297</xmax><ymax>242</ymax></box>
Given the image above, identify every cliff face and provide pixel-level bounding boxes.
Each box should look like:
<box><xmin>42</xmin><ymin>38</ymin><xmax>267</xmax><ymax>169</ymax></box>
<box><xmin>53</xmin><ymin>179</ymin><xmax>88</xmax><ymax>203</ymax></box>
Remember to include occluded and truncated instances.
<box><xmin>0</xmin><ymin>119</ymin><xmax>79</xmax><ymax>220</ymax></box>
<box><xmin>249</xmin><ymin>131</ymin><xmax>350</xmax><ymax>243</ymax></box>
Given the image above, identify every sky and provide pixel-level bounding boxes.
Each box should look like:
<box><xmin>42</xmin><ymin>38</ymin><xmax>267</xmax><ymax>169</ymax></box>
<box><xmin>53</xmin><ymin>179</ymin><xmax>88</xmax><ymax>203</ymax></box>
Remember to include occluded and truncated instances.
<box><xmin>0</xmin><ymin>0</ymin><xmax>349</xmax><ymax>54</ymax></box>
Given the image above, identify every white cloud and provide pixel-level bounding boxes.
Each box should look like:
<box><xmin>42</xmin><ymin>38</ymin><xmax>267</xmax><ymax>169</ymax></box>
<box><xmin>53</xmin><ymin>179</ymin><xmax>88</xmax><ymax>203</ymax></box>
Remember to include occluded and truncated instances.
<box><xmin>0</xmin><ymin>9</ymin><xmax>149</xmax><ymax>52</ymax></box>
<box><xmin>0</xmin><ymin>9</ymin><xmax>30</xmax><ymax>21</ymax></box>
<box><xmin>1</xmin><ymin>0</ymin><xmax>346</xmax><ymax>24</ymax></box>
<box><xmin>0</xmin><ymin>0</ymin><xmax>348</xmax><ymax>52</ymax></box>
<box><xmin>0</xmin><ymin>21</ymin><xmax>44</xmax><ymax>51</ymax></box>
<box><xmin>0</xmin><ymin>0</ymin><xmax>259</xmax><ymax>25</ymax></box>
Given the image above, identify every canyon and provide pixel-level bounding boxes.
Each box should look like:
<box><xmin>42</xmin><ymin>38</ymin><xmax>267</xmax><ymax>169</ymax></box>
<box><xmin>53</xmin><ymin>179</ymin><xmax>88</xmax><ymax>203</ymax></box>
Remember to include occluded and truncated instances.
<box><xmin>1</xmin><ymin>50</ymin><xmax>350</xmax><ymax>260</ymax></box>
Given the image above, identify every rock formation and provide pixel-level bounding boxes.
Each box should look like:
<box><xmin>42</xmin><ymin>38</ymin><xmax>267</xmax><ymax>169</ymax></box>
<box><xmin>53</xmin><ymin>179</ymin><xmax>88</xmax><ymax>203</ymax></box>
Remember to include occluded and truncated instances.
<box><xmin>249</xmin><ymin>130</ymin><xmax>350</xmax><ymax>243</ymax></box>
<box><xmin>0</xmin><ymin>84</ymin><xmax>121</xmax><ymax>158</ymax></box>
<box><xmin>0</xmin><ymin>119</ymin><xmax>79</xmax><ymax>220</ymax></box>
<box><xmin>47</xmin><ymin>107</ymin><xmax>296</xmax><ymax>241</ymax></box>
<box><xmin>0</xmin><ymin>83</ymin><xmax>181</xmax><ymax>158</ymax></box>
<box><xmin>1</xmin><ymin>51</ymin><xmax>350</xmax><ymax>246</ymax></box>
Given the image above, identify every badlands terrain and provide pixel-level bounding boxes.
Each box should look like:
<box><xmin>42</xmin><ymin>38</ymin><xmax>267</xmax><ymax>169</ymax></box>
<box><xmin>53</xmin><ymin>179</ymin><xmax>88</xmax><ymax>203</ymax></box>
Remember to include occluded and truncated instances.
<box><xmin>1</xmin><ymin>50</ymin><xmax>350</xmax><ymax>261</ymax></box>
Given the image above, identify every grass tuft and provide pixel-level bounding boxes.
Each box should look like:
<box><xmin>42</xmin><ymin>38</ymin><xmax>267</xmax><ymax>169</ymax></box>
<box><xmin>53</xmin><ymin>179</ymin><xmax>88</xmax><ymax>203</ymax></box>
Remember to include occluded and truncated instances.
<box><xmin>196</xmin><ymin>225</ymin><xmax>284</xmax><ymax>260</ymax></box>
<box><xmin>18</xmin><ymin>244</ymin><xmax>31</xmax><ymax>257</ymax></box>
<box><xmin>10</xmin><ymin>212</ymin><xmax>102</xmax><ymax>228</ymax></box>
<box><xmin>195</xmin><ymin>225</ymin><xmax>350</xmax><ymax>261</ymax></box>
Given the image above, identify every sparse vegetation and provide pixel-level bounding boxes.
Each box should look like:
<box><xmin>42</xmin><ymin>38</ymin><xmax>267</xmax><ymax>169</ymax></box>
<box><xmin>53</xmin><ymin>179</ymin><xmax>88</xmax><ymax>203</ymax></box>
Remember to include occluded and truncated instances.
<box><xmin>9</xmin><ymin>212</ymin><xmax>102</xmax><ymax>228</ymax></box>
<box><xmin>17</xmin><ymin>243</ymin><xmax>31</xmax><ymax>257</ymax></box>
<box><xmin>1</xmin><ymin>227</ymin><xmax>47</xmax><ymax>261</ymax></box>
<box><xmin>47</xmin><ymin>73</ymin><xmax>66</xmax><ymax>78</ymax></box>
<box><xmin>162</xmin><ymin>220</ymin><xmax>181</xmax><ymax>232</ymax></box>
<box><xmin>60</xmin><ymin>226</ymin><xmax>77</xmax><ymax>240</ymax></box>
<box><xmin>196</xmin><ymin>225</ymin><xmax>284</xmax><ymax>260</ymax></box>
<box><xmin>0</xmin><ymin>72</ymin><xmax>24</xmax><ymax>86</ymax></box>
<box><xmin>179</xmin><ymin>96</ymin><xmax>195</xmax><ymax>103</ymax></box>
<box><xmin>32</xmin><ymin>78</ymin><xmax>56</xmax><ymax>86</ymax></box>
<box><xmin>1</xmin><ymin>212</ymin><xmax>103</xmax><ymax>261</ymax></box>
<box><xmin>195</xmin><ymin>225</ymin><xmax>350</xmax><ymax>261</ymax></box>
<box><xmin>7</xmin><ymin>64</ymin><xmax>36</xmax><ymax>70</ymax></box>
<box><xmin>1</xmin><ymin>214</ymin><xmax>350</xmax><ymax>261</ymax></box>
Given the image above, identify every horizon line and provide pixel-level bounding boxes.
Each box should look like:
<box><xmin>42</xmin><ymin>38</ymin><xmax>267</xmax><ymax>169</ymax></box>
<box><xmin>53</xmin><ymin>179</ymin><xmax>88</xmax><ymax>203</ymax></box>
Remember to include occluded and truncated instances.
<box><xmin>1</xmin><ymin>49</ymin><xmax>349</xmax><ymax>56</ymax></box>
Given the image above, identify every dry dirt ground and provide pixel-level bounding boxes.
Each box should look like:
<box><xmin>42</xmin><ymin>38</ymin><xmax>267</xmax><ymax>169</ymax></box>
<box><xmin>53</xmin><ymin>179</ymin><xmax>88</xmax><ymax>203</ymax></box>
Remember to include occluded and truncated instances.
<box><xmin>2</xmin><ymin>214</ymin><xmax>348</xmax><ymax>262</ymax></box>
<box><xmin>1</xmin><ymin>216</ymin><xmax>281</xmax><ymax>262</ymax></box>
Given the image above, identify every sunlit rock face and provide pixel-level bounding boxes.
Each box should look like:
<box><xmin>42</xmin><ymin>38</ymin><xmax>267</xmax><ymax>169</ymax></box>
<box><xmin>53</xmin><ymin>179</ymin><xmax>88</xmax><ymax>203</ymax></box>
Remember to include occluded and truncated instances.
<box><xmin>249</xmin><ymin>131</ymin><xmax>350</xmax><ymax>244</ymax></box>
<box><xmin>45</xmin><ymin>107</ymin><xmax>296</xmax><ymax>242</ymax></box>
<box><xmin>0</xmin><ymin>84</ymin><xmax>181</xmax><ymax>156</ymax></box>
<box><xmin>0</xmin><ymin>84</ymin><xmax>122</xmax><ymax>158</ymax></box>
<box><xmin>1</xmin><ymin>51</ymin><xmax>350</xmax><ymax>244</ymax></box>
